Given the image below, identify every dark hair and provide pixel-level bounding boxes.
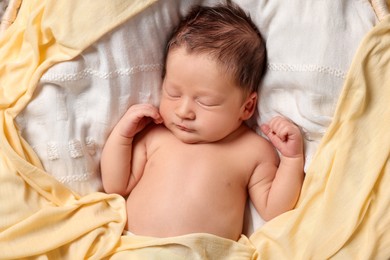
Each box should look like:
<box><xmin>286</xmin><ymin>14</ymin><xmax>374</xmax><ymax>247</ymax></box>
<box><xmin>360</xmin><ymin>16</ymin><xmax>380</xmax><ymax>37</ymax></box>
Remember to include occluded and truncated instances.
<box><xmin>163</xmin><ymin>2</ymin><xmax>266</xmax><ymax>94</ymax></box>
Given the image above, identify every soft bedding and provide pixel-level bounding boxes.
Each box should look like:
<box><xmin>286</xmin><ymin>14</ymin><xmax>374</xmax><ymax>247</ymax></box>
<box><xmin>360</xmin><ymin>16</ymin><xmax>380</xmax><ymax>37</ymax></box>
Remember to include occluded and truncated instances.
<box><xmin>0</xmin><ymin>0</ymin><xmax>389</xmax><ymax>259</ymax></box>
<box><xmin>12</xmin><ymin>0</ymin><xmax>378</xmax><ymax>233</ymax></box>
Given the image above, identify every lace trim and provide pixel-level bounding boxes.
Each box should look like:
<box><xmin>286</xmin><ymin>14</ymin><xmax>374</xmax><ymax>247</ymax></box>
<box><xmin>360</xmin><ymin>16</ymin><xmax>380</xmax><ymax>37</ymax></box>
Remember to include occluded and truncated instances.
<box><xmin>40</xmin><ymin>64</ymin><xmax>163</xmax><ymax>82</ymax></box>
<box><xmin>268</xmin><ymin>63</ymin><xmax>346</xmax><ymax>79</ymax></box>
<box><xmin>56</xmin><ymin>174</ymin><xmax>92</xmax><ymax>183</ymax></box>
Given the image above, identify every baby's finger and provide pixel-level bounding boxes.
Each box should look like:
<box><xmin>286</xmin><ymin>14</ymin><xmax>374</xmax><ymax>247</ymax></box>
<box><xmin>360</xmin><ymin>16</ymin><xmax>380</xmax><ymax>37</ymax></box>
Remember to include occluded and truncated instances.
<box><xmin>261</xmin><ymin>124</ymin><xmax>284</xmax><ymax>148</ymax></box>
<box><xmin>260</xmin><ymin>124</ymin><xmax>272</xmax><ymax>136</ymax></box>
<box><xmin>137</xmin><ymin>104</ymin><xmax>163</xmax><ymax>124</ymax></box>
<box><xmin>268</xmin><ymin>116</ymin><xmax>286</xmax><ymax>130</ymax></box>
<box><xmin>269</xmin><ymin>117</ymin><xmax>294</xmax><ymax>140</ymax></box>
<box><xmin>131</xmin><ymin>104</ymin><xmax>161</xmax><ymax>122</ymax></box>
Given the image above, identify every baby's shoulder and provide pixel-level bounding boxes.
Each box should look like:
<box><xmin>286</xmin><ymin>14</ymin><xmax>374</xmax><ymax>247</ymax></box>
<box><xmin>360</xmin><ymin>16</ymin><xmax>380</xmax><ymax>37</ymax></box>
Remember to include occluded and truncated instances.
<box><xmin>239</xmin><ymin>126</ymin><xmax>279</xmax><ymax>161</ymax></box>
<box><xmin>241</xmin><ymin>126</ymin><xmax>272</xmax><ymax>147</ymax></box>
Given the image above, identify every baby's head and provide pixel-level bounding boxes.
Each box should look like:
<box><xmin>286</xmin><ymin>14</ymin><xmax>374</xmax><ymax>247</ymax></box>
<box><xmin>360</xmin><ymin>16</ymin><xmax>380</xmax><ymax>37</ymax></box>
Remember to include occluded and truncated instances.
<box><xmin>160</xmin><ymin>3</ymin><xmax>266</xmax><ymax>144</ymax></box>
<box><xmin>164</xmin><ymin>2</ymin><xmax>266</xmax><ymax>96</ymax></box>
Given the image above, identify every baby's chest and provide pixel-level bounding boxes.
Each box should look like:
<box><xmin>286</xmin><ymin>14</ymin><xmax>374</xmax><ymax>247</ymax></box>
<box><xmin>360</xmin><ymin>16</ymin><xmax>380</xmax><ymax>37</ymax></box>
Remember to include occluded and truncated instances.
<box><xmin>146</xmin><ymin>143</ymin><xmax>255</xmax><ymax>187</ymax></box>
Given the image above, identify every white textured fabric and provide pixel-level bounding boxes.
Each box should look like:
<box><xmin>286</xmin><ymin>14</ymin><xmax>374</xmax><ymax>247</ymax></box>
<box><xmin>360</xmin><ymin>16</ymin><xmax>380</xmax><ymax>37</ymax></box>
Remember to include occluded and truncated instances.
<box><xmin>16</xmin><ymin>0</ymin><xmax>377</xmax><ymax>235</ymax></box>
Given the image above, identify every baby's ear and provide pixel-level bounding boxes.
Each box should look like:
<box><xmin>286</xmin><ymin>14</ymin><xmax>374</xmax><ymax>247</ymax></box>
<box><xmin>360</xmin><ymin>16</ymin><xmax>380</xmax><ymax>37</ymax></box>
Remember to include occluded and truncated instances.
<box><xmin>241</xmin><ymin>92</ymin><xmax>257</xmax><ymax>120</ymax></box>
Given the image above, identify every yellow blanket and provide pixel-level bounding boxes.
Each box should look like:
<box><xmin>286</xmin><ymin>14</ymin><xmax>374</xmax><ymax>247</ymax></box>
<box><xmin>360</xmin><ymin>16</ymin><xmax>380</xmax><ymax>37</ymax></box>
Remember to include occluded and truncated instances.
<box><xmin>0</xmin><ymin>0</ymin><xmax>389</xmax><ymax>259</ymax></box>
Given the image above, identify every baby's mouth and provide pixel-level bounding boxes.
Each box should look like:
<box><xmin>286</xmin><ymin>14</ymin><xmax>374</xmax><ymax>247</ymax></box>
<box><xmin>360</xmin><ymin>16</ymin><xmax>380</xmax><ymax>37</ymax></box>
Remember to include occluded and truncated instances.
<box><xmin>176</xmin><ymin>124</ymin><xmax>193</xmax><ymax>132</ymax></box>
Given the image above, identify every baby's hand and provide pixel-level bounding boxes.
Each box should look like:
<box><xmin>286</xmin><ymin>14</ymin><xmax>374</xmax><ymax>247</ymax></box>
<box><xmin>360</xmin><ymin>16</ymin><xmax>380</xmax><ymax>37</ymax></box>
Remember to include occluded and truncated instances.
<box><xmin>116</xmin><ymin>103</ymin><xmax>163</xmax><ymax>139</ymax></box>
<box><xmin>261</xmin><ymin>116</ymin><xmax>303</xmax><ymax>158</ymax></box>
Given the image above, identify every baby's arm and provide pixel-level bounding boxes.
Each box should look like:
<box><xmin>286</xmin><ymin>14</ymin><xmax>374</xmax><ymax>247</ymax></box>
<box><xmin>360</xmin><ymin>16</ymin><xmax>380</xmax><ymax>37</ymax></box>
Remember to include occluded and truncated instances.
<box><xmin>101</xmin><ymin>104</ymin><xmax>163</xmax><ymax>196</ymax></box>
<box><xmin>250</xmin><ymin>116</ymin><xmax>304</xmax><ymax>221</ymax></box>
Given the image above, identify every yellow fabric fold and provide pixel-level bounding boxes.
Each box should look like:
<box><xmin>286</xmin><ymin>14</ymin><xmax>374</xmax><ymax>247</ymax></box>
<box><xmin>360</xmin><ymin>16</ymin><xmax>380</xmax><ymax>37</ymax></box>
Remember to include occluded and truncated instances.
<box><xmin>0</xmin><ymin>0</ymin><xmax>389</xmax><ymax>259</ymax></box>
<box><xmin>105</xmin><ymin>234</ymin><xmax>256</xmax><ymax>259</ymax></box>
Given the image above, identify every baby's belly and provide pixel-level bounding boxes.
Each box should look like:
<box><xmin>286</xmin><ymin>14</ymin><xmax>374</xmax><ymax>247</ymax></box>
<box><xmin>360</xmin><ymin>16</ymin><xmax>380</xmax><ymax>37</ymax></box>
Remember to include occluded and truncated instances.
<box><xmin>125</xmin><ymin>177</ymin><xmax>246</xmax><ymax>241</ymax></box>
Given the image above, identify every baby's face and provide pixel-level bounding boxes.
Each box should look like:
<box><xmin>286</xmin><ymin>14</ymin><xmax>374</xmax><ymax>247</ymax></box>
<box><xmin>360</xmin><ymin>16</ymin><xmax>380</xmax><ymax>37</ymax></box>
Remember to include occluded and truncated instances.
<box><xmin>159</xmin><ymin>47</ymin><xmax>251</xmax><ymax>144</ymax></box>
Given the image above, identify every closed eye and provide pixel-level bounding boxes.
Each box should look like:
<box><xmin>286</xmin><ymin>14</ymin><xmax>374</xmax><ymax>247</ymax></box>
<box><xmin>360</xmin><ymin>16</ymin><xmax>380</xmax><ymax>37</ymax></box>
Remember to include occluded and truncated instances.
<box><xmin>196</xmin><ymin>98</ymin><xmax>221</xmax><ymax>107</ymax></box>
<box><xmin>163</xmin><ymin>86</ymin><xmax>181</xmax><ymax>98</ymax></box>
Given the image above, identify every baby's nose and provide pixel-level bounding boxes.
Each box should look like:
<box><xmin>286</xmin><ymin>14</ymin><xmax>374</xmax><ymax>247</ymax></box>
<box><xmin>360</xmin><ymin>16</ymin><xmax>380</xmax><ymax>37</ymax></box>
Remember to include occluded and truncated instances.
<box><xmin>175</xmin><ymin>98</ymin><xmax>195</xmax><ymax>120</ymax></box>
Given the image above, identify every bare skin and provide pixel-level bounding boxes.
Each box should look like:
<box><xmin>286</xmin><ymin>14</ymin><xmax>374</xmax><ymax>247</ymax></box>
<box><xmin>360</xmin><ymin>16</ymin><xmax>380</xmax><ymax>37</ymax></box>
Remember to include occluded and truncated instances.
<box><xmin>101</xmin><ymin>47</ymin><xmax>304</xmax><ymax>241</ymax></box>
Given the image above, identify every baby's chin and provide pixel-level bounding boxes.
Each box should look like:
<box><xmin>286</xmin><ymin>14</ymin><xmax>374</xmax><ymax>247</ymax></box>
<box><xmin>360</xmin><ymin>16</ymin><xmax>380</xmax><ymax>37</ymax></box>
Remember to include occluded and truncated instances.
<box><xmin>173</xmin><ymin>132</ymin><xmax>224</xmax><ymax>145</ymax></box>
<box><xmin>174</xmin><ymin>133</ymin><xmax>204</xmax><ymax>144</ymax></box>
<box><xmin>170</xmin><ymin>130</ymin><xmax>207</xmax><ymax>144</ymax></box>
